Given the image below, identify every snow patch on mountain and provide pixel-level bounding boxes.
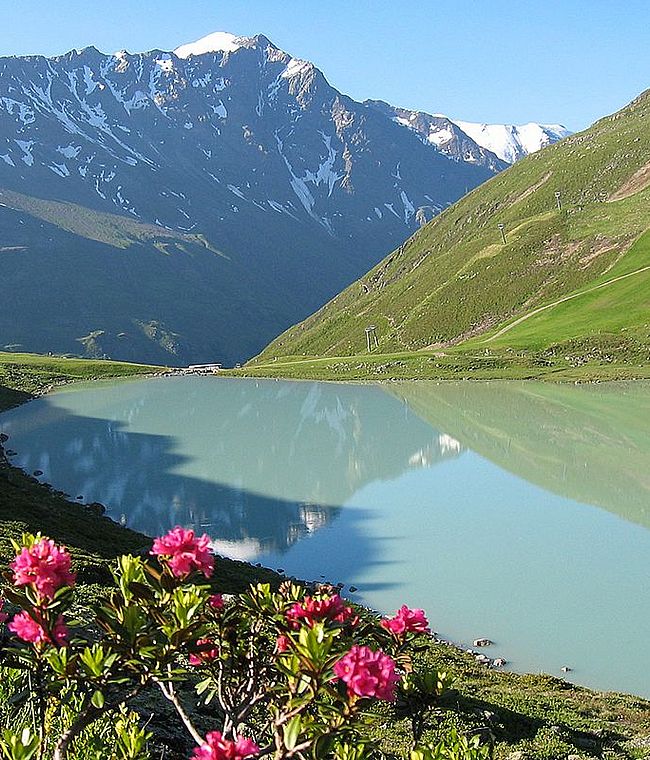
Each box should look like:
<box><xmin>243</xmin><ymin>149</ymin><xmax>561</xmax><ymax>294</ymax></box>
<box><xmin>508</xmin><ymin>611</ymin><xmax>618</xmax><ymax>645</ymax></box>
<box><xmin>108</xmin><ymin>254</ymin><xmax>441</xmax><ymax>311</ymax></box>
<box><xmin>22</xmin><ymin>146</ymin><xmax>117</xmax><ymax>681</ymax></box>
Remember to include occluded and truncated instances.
<box><xmin>49</xmin><ymin>162</ymin><xmax>70</xmax><ymax>177</ymax></box>
<box><xmin>15</xmin><ymin>140</ymin><xmax>34</xmax><ymax>166</ymax></box>
<box><xmin>282</xmin><ymin>58</ymin><xmax>310</xmax><ymax>79</ymax></box>
<box><xmin>1</xmin><ymin>97</ymin><xmax>35</xmax><ymax>125</ymax></box>
<box><xmin>400</xmin><ymin>190</ymin><xmax>415</xmax><ymax>223</ymax></box>
<box><xmin>57</xmin><ymin>144</ymin><xmax>82</xmax><ymax>158</ymax></box>
<box><xmin>368</xmin><ymin>101</ymin><xmax>506</xmax><ymax>173</ymax></box>
<box><xmin>154</xmin><ymin>54</ymin><xmax>174</xmax><ymax>73</ymax></box>
<box><xmin>452</xmin><ymin>120</ymin><xmax>571</xmax><ymax>163</ymax></box>
<box><xmin>211</xmin><ymin>101</ymin><xmax>227</xmax><ymax>118</ymax></box>
<box><xmin>174</xmin><ymin>32</ymin><xmax>245</xmax><ymax>59</ymax></box>
<box><xmin>427</xmin><ymin>126</ymin><xmax>454</xmax><ymax>147</ymax></box>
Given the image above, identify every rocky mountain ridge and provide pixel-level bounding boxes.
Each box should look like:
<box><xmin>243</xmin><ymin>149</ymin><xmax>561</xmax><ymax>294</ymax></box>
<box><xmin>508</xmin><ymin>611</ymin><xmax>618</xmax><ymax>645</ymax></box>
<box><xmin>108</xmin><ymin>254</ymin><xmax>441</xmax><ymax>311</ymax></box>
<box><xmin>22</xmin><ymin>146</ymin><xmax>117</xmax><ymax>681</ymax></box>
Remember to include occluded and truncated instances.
<box><xmin>0</xmin><ymin>32</ymin><xmax>568</xmax><ymax>364</ymax></box>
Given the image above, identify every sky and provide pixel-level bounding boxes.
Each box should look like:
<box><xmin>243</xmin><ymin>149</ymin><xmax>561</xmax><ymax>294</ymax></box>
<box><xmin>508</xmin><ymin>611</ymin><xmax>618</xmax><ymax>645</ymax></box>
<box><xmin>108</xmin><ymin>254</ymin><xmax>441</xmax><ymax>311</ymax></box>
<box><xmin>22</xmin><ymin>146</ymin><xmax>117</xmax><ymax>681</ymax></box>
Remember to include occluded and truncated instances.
<box><xmin>1</xmin><ymin>0</ymin><xmax>649</xmax><ymax>131</ymax></box>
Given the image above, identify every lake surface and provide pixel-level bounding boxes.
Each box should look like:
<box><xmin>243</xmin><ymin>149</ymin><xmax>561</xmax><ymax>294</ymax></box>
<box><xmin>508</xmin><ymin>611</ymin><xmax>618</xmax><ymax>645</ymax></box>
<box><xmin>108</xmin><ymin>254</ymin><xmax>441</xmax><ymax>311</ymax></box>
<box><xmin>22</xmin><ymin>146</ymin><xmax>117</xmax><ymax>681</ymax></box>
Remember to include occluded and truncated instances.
<box><xmin>1</xmin><ymin>376</ymin><xmax>649</xmax><ymax>697</ymax></box>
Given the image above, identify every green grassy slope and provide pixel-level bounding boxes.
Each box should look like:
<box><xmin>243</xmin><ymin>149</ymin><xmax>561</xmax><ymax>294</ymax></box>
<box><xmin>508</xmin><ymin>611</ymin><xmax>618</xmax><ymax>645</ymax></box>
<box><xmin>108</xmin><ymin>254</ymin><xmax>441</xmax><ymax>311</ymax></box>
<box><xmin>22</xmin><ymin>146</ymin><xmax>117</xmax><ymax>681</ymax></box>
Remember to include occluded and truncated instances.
<box><xmin>0</xmin><ymin>351</ymin><xmax>159</xmax><ymax>410</ymax></box>
<box><xmin>0</xmin><ymin>186</ymin><xmax>378</xmax><ymax>367</ymax></box>
<box><xmin>0</xmin><ymin>193</ymin><xmax>244</xmax><ymax>365</ymax></box>
<box><xmin>252</xmin><ymin>89</ymin><xmax>650</xmax><ymax>368</ymax></box>
<box><xmin>476</xmin><ymin>230</ymin><xmax>650</xmax><ymax>352</ymax></box>
<box><xmin>0</xmin><ymin>187</ymin><xmax>220</xmax><ymax>252</ymax></box>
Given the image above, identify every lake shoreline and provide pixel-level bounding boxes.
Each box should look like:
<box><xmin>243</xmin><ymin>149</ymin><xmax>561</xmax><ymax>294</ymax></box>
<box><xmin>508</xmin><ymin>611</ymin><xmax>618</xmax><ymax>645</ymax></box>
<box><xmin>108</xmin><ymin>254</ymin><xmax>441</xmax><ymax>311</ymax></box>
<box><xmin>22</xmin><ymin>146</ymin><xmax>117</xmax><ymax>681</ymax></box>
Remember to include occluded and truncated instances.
<box><xmin>1</xmin><ymin>372</ymin><xmax>648</xmax><ymax>689</ymax></box>
<box><xmin>0</xmin><ymin>427</ymin><xmax>512</xmax><ymax>672</ymax></box>
<box><xmin>2</xmin><ymin>362</ymin><xmax>650</xmax><ymax>759</ymax></box>
<box><xmin>224</xmin><ymin>357</ymin><xmax>650</xmax><ymax>383</ymax></box>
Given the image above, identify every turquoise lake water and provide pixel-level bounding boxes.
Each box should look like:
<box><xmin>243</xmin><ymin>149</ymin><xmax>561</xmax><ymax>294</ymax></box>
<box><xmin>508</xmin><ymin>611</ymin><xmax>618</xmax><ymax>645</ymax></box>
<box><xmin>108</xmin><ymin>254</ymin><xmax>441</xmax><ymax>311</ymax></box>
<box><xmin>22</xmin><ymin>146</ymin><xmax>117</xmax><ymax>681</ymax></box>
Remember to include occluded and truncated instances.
<box><xmin>1</xmin><ymin>376</ymin><xmax>649</xmax><ymax>696</ymax></box>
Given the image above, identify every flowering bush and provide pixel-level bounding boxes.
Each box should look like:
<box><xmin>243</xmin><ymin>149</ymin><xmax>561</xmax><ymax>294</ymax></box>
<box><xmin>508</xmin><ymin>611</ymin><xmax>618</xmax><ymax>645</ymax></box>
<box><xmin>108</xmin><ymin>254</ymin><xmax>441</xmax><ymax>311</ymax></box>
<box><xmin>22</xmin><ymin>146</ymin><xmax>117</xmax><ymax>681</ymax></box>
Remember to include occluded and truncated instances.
<box><xmin>8</xmin><ymin>609</ymin><xmax>68</xmax><ymax>647</ymax></box>
<box><xmin>333</xmin><ymin>645</ymin><xmax>399</xmax><ymax>701</ymax></box>
<box><xmin>285</xmin><ymin>594</ymin><xmax>358</xmax><ymax>629</ymax></box>
<box><xmin>381</xmin><ymin>605</ymin><xmax>430</xmax><ymax>637</ymax></box>
<box><xmin>150</xmin><ymin>527</ymin><xmax>214</xmax><ymax>579</ymax></box>
<box><xmin>0</xmin><ymin>528</ymin><xmax>489</xmax><ymax>760</ymax></box>
<box><xmin>192</xmin><ymin>731</ymin><xmax>259</xmax><ymax>760</ymax></box>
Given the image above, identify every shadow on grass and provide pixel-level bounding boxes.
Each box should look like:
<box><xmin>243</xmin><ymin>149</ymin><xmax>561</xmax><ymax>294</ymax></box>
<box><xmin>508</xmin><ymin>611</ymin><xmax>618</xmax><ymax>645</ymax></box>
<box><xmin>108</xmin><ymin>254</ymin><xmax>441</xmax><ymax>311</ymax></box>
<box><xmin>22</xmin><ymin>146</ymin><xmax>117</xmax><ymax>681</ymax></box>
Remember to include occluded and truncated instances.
<box><xmin>440</xmin><ymin>683</ymin><xmax>623</xmax><ymax>754</ymax></box>
<box><xmin>0</xmin><ymin>384</ymin><xmax>34</xmax><ymax>412</ymax></box>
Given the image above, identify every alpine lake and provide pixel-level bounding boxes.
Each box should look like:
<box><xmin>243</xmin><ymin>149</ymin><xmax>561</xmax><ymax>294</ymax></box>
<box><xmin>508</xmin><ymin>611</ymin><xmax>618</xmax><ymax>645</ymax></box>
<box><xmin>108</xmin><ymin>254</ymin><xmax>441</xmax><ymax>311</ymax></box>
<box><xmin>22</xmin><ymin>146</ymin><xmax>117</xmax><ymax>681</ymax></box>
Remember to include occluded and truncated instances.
<box><xmin>1</xmin><ymin>376</ymin><xmax>649</xmax><ymax>697</ymax></box>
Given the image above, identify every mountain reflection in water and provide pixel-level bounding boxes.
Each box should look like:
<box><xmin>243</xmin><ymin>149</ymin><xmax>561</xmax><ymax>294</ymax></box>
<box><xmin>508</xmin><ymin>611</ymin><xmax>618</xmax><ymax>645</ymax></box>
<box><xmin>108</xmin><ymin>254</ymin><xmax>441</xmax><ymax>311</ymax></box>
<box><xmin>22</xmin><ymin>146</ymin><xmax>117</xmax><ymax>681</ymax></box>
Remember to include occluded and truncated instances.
<box><xmin>0</xmin><ymin>377</ymin><xmax>459</xmax><ymax>556</ymax></box>
<box><xmin>391</xmin><ymin>380</ymin><xmax>650</xmax><ymax>530</ymax></box>
<box><xmin>2</xmin><ymin>376</ymin><xmax>650</xmax><ymax>696</ymax></box>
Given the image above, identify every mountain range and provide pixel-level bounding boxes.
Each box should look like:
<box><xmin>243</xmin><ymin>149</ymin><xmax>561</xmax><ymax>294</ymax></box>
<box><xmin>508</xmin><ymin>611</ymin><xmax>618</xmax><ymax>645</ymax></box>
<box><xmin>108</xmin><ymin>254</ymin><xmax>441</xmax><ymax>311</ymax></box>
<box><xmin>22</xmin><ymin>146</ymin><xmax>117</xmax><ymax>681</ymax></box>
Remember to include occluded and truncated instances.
<box><xmin>367</xmin><ymin>100</ymin><xmax>569</xmax><ymax>167</ymax></box>
<box><xmin>255</xmin><ymin>87</ymin><xmax>650</xmax><ymax>369</ymax></box>
<box><xmin>0</xmin><ymin>31</ymin><xmax>568</xmax><ymax>365</ymax></box>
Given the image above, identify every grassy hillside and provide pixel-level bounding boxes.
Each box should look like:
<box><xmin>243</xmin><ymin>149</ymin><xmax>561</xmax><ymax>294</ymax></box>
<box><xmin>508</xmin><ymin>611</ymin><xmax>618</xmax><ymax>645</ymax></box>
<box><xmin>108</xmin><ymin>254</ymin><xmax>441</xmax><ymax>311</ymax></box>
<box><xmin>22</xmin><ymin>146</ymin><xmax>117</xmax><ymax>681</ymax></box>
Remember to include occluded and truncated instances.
<box><xmin>478</xmin><ymin>230</ymin><xmax>650</xmax><ymax>352</ymax></box>
<box><xmin>0</xmin><ymin>194</ymin><xmax>242</xmax><ymax>365</ymax></box>
<box><xmin>0</xmin><ymin>185</ymin><xmax>384</xmax><ymax>367</ymax></box>
<box><xmin>251</xmin><ymin>89</ymin><xmax>650</xmax><ymax>372</ymax></box>
<box><xmin>0</xmin><ymin>351</ymin><xmax>159</xmax><ymax>410</ymax></box>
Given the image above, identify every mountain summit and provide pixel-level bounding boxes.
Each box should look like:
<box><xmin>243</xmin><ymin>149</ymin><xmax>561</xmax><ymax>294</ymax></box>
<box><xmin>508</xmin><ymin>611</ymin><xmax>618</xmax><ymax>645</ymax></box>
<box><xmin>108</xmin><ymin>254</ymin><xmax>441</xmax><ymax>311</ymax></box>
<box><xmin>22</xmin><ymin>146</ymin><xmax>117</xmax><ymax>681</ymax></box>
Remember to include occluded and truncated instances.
<box><xmin>0</xmin><ymin>32</ymin><xmax>568</xmax><ymax>365</ymax></box>
<box><xmin>173</xmin><ymin>31</ymin><xmax>255</xmax><ymax>57</ymax></box>
<box><xmin>451</xmin><ymin>120</ymin><xmax>572</xmax><ymax>163</ymax></box>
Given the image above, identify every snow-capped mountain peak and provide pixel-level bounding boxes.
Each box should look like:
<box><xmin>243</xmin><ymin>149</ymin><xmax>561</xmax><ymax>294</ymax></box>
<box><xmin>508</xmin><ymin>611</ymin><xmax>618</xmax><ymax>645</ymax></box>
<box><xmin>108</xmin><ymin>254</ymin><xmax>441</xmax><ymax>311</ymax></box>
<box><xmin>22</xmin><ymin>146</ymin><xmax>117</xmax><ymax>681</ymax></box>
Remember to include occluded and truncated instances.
<box><xmin>174</xmin><ymin>31</ymin><xmax>250</xmax><ymax>58</ymax></box>
<box><xmin>364</xmin><ymin>100</ymin><xmax>507</xmax><ymax>172</ymax></box>
<box><xmin>0</xmin><ymin>30</ymin><xmax>505</xmax><ymax>366</ymax></box>
<box><xmin>451</xmin><ymin>120</ymin><xmax>571</xmax><ymax>163</ymax></box>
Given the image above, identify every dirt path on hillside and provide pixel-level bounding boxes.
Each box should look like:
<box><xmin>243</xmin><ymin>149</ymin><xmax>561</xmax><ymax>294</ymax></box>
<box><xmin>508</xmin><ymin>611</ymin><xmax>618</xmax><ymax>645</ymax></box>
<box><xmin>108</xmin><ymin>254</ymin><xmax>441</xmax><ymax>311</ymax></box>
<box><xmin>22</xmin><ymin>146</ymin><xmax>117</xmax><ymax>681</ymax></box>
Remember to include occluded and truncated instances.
<box><xmin>508</xmin><ymin>171</ymin><xmax>552</xmax><ymax>207</ymax></box>
<box><xmin>607</xmin><ymin>161</ymin><xmax>650</xmax><ymax>202</ymax></box>
<box><xmin>484</xmin><ymin>263</ymin><xmax>650</xmax><ymax>342</ymax></box>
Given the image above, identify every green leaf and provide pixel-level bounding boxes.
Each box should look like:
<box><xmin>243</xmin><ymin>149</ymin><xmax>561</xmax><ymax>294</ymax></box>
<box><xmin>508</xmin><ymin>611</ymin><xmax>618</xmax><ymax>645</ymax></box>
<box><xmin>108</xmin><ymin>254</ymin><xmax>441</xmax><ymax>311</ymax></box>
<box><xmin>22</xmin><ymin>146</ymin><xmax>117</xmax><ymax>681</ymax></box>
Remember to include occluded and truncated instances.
<box><xmin>0</xmin><ymin>728</ymin><xmax>40</xmax><ymax>760</ymax></box>
<box><xmin>283</xmin><ymin>715</ymin><xmax>302</xmax><ymax>751</ymax></box>
<box><xmin>91</xmin><ymin>690</ymin><xmax>105</xmax><ymax>709</ymax></box>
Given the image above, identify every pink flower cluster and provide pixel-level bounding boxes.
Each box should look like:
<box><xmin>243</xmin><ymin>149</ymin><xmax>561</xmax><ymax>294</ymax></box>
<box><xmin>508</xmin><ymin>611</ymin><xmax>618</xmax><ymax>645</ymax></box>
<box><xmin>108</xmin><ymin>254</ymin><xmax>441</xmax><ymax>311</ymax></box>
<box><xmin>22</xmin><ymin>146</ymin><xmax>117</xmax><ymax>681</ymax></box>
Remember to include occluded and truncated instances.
<box><xmin>11</xmin><ymin>538</ymin><xmax>76</xmax><ymax>601</ymax></box>
<box><xmin>8</xmin><ymin>610</ymin><xmax>68</xmax><ymax>647</ymax></box>
<box><xmin>208</xmin><ymin>593</ymin><xmax>224</xmax><ymax>611</ymax></box>
<box><xmin>333</xmin><ymin>645</ymin><xmax>399</xmax><ymax>702</ymax></box>
<box><xmin>276</xmin><ymin>634</ymin><xmax>291</xmax><ymax>653</ymax></box>
<box><xmin>193</xmin><ymin>731</ymin><xmax>259</xmax><ymax>760</ymax></box>
<box><xmin>151</xmin><ymin>527</ymin><xmax>214</xmax><ymax>579</ymax></box>
<box><xmin>189</xmin><ymin>638</ymin><xmax>220</xmax><ymax>666</ymax></box>
<box><xmin>381</xmin><ymin>605</ymin><xmax>430</xmax><ymax>637</ymax></box>
<box><xmin>286</xmin><ymin>594</ymin><xmax>358</xmax><ymax>629</ymax></box>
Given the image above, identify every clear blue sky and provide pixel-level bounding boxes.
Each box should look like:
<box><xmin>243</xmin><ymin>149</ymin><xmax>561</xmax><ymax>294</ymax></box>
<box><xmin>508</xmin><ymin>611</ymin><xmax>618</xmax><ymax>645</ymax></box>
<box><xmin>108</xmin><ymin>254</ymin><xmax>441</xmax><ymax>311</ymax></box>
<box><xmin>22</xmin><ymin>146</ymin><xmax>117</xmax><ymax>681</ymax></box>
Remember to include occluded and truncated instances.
<box><xmin>2</xmin><ymin>0</ymin><xmax>648</xmax><ymax>131</ymax></box>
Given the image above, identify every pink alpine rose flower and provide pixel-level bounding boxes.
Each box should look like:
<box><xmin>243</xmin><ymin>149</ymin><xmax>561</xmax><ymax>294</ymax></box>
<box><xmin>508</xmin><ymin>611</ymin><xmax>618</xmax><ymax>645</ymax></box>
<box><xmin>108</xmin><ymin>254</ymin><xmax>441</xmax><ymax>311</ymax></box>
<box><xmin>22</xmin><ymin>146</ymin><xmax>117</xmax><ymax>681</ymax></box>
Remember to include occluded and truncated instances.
<box><xmin>189</xmin><ymin>638</ymin><xmax>219</xmax><ymax>666</ymax></box>
<box><xmin>208</xmin><ymin>594</ymin><xmax>224</xmax><ymax>611</ymax></box>
<box><xmin>286</xmin><ymin>594</ymin><xmax>358</xmax><ymax>629</ymax></box>
<box><xmin>333</xmin><ymin>645</ymin><xmax>399</xmax><ymax>702</ymax></box>
<box><xmin>51</xmin><ymin>615</ymin><xmax>70</xmax><ymax>646</ymax></box>
<box><xmin>192</xmin><ymin>731</ymin><xmax>259</xmax><ymax>760</ymax></box>
<box><xmin>150</xmin><ymin>527</ymin><xmax>214</xmax><ymax>579</ymax></box>
<box><xmin>8</xmin><ymin>611</ymin><xmax>69</xmax><ymax>648</ymax></box>
<box><xmin>11</xmin><ymin>538</ymin><xmax>76</xmax><ymax>601</ymax></box>
<box><xmin>275</xmin><ymin>634</ymin><xmax>291</xmax><ymax>653</ymax></box>
<box><xmin>381</xmin><ymin>605</ymin><xmax>429</xmax><ymax>636</ymax></box>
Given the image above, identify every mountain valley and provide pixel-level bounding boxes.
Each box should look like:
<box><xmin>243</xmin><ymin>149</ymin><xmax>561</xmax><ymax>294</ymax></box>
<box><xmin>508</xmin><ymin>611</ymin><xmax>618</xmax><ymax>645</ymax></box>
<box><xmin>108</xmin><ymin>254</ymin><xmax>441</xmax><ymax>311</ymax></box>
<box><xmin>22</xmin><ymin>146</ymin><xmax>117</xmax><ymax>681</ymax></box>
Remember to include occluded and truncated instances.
<box><xmin>0</xmin><ymin>32</ymin><xmax>568</xmax><ymax>365</ymax></box>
